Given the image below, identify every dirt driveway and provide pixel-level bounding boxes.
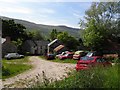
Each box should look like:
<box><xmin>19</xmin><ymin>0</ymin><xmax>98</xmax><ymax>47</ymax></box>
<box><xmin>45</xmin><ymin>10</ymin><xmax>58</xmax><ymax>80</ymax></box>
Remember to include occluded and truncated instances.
<box><xmin>2</xmin><ymin>56</ymin><xmax>76</xmax><ymax>88</ymax></box>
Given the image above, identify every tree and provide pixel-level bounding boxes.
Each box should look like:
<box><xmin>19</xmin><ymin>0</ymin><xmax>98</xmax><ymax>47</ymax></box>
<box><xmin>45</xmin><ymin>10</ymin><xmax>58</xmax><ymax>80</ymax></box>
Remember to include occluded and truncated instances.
<box><xmin>57</xmin><ymin>32</ymin><xmax>79</xmax><ymax>50</ymax></box>
<box><xmin>2</xmin><ymin>19</ymin><xmax>28</xmax><ymax>41</ymax></box>
<box><xmin>83</xmin><ymin>19</ymin><xmax>104</xmax><ymax>50</ymax></box>
<box><xmin>80</xmin><ymin>2</ymin><xmax>120</xmax><ymax>50</ymax></box>
<box><xmin>50</xmin><ymin>29</ymin><xmax>58</xmax><ymax>41</ymax></box>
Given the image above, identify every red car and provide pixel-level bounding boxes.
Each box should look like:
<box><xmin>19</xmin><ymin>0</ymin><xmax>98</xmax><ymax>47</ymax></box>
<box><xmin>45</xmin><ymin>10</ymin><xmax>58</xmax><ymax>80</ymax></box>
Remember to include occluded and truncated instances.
<box><xmin>76</xmin><ymin>56</ymin><xmax>112</xmax><ymax>71</ymax></box>
<box><xmin>58</xmin><ymin>52</ymin><xmax>74</xmax><ymax>60</ymax></box>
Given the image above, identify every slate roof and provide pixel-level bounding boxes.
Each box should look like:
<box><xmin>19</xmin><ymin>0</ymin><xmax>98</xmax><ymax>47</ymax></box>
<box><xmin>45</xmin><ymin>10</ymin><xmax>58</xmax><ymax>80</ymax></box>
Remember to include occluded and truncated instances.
<box><xmin>25</xmin><ymin>40</ymin><xmax>36</xmax><ymax>46</ymax></box>
<box><xmin>25</xmin><ymin>40</ymin><xmax>49</xmax><ymax>46</ymax></box>
<box><xmin>35</xmin><ymin>41</ymin><xmax>49</xmax><ymax>46</ymax></box>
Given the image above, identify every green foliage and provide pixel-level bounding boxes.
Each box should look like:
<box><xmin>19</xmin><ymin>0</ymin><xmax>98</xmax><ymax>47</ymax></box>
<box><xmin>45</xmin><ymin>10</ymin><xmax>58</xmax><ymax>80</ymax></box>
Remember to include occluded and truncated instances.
<box><xmin>27</xmin><ymin>30</ymin><xmax>44</xmax><ymax>40</ymax></box>
<box><xmin>81</xmin><ymin>2</ymin><xmax>120</xmax><ymax>50</ymax></box>
<box><xmin>83</xmin><ymin>19</ymin><xmax>105</xmax><ymax>50</ymax></box>
<box><xmin>50</xmin><ymin>29</ymin><xmax>58</xmax><ymax>41</ymax></box>
<box><xmin>112</xmin><ymin>58</ymin><xmax>120</xmax><ymax>63</ymax></box>
<box><xmin>12</xmin><ymin>38</ymin><xmax>23</xmax><ymax>47</ymax></box>
<box><xmin>57</xmin><ymin>32</ymin><xmax>79</xmax><ymax>50</ymax></box>
<box><xmin>49</xmin><ymin>29</ymin><xmax>79</xmax><ymax>50</ymax></box>
<box><xmin>2</xmin><ymin>19</ymin><xmax>28</xmax><ymax>41</ymax></box>
<box><xmin>2</xmin><ymin>65</ymin><xmax>11</xmax><ymax>77</ymax></box>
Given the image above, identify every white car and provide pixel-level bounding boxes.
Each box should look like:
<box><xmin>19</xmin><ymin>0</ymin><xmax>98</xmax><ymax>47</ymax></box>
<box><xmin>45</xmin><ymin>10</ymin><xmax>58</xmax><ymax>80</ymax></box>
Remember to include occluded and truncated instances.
<box><xmin>4</xmin><ymin>53</ymin><xmax>24</xmax><ymax>60</ymax></box>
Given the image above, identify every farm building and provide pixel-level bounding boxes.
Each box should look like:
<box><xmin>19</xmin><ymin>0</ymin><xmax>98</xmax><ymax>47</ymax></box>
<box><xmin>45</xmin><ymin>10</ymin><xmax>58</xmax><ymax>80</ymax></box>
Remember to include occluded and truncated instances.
<box><xmin>22</xmin><ymin>40</ymin><xmax>49</xmax><ymax>55</ymax></box>
<box><xmin>2</xmin><ymin>37</ymin><xmax>17</xmax><ymax>57</ymax></box>
<box><xmin>48</xmin><ymin>39</ymin><xmax>67</xmax><ymax>54</ymax></box>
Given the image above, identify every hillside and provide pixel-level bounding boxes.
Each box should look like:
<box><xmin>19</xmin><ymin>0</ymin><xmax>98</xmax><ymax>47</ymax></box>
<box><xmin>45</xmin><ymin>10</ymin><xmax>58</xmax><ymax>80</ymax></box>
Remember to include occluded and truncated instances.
<box><xmin>0</xmin><ymin>16</ymin><xmax>81</xmax><ymax>38</ymax></box>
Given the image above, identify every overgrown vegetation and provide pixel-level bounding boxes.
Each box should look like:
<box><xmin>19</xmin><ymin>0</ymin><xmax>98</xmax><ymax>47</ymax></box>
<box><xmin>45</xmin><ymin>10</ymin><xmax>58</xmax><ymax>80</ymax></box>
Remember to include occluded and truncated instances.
<box><xmin>32</xmin><ymin>64</ymin><xmax>119</xmax><ymax>88</ymax></box>
<box><xmin>2</xmin><ymin>57</ymin><xmax>32</xmax><ymax>79</ymax></box>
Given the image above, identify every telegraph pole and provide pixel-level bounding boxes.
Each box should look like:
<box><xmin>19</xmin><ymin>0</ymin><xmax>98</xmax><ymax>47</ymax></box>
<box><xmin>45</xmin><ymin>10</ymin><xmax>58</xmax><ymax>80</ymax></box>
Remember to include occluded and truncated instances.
<box><xmin>0</xmin><ymin>18</ymin><xmax>2</xmax><ymax>89</ymax></box>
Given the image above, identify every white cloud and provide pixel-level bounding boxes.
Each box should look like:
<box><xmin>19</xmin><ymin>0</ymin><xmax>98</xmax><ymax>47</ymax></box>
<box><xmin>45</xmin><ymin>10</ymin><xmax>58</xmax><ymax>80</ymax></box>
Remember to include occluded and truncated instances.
<box><xmin>0</xmin><ymin>7</ymin><xmax>32</xmax><ymax>14</ymax></box>
<box><xmin>73</xmin><ymin>13</ymin><xmax>81</xmax><ymax>18</ymax></box>
<box><xmin>70</xmin><ymin>7</ymin><xmax>83</xmax><ymax>19</ymax></box>
<box><xmin>0</xmin><ymin>0</ymin><xmax>18</xmax><ymax>3</ymax></box>
<box><xmin>72</xmin><ymin>10</ymin><xmax>83</xmax><ymax>19</ymax></box>
<box><xmin>0</xmin><ymin>0</ymin><xmax>40</xmax><ymax>3</ymax></box>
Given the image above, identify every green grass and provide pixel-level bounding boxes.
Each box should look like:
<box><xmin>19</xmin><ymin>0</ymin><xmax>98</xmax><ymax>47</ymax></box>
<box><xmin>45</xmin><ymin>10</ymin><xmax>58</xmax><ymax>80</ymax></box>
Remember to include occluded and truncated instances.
<box><xmin>51</xmin><ymin>58</ymin><xmax>77</xmax><ymax>64</ymax></box>
<box><xmin>39</xmin><ymin>56</ymin><xmax>77</xmax><ymax>64</ymax></box>
<box><xmin>2</xmin><ymin>56</ymin><xmax>30</xmax><ymax>64</ymax></box>
<box><xmin>2</xmin><ymin>57</ymin><xmax>32</xmax><ymax>79</ymax></box>
<box><xmin>32</xmin><ymin>64</ymin><xmax>119</xmax><ymax>88</ymax></box>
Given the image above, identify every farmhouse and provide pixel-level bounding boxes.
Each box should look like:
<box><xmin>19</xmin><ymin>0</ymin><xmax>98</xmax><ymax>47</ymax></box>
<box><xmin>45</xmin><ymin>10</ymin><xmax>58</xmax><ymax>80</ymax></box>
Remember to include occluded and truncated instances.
<box><xmin>2</xmin><ymin>37</ymin><xmax>17</xmax><ymax>57</ymax></box>
<box><xmin>22</xmin><ymin>40</ymin><xmax>49</xmax><ymax>55</ymax></box>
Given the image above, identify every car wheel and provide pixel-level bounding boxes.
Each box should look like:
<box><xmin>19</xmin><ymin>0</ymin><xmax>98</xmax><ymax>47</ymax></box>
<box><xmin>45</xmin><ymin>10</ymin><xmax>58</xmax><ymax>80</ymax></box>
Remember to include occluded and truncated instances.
<box><xmin>7</xmin><ymin>58</ymin><xmax>11</xmax><ymax>60</ymax></box>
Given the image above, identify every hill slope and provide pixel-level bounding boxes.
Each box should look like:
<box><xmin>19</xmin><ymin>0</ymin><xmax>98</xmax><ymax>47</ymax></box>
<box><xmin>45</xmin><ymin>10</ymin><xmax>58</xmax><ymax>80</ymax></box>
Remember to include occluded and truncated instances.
<box><xmin>0</xmin><ymin>16</ymin><xmax>81</xmax><ymax>38</ymax></box>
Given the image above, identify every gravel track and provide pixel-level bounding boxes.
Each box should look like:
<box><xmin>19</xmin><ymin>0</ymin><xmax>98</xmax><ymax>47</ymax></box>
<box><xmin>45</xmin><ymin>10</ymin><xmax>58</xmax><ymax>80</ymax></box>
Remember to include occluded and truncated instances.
<box><xmin>2</xmin><ymin>56</ymin><xmax>76</xmax><ymax>88</ymax></box>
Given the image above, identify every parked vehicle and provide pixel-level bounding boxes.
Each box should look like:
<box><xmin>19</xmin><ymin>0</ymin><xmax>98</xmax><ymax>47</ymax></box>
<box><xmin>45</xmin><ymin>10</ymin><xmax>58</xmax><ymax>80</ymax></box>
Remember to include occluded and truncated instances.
<box><xmin>73</xmin><ymin>51</ymin><xmax>87</xmax><ymax>60</ymax></box>
<box><xmin>4</xmin><ymin>53</ymin><xmax>24</xmax><ymax>60</ymax></box>
<box><xmin>46</xmin><ymin>53</ymin><xmax>55</xmax><ymax>60</ymax></box>
<box><xmin>56</xmin><ymin>51</ymin><xmax>69</xmax><ymax>58</ymax></box>
<box><xmin>86</xmin><ymin>51</ymin><xmax>103</xmax><ymax>57</ymax></box>
<box><xmin>58</xmin><ymin>52</ymin><xmax>74</xmax><ymax>60</ymax></box>
<box><xmin>76</xmin><ymin>56</ymin><xmax>112</xmax><ymax>71</ymax></box>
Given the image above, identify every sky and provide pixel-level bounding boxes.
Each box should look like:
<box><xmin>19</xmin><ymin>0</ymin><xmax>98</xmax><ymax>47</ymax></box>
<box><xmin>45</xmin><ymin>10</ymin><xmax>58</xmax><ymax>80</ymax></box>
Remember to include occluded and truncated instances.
<box><xmin>0</xmin><ymin>0</ymin><xmax>94</xmax><ymax>28</ymax></box>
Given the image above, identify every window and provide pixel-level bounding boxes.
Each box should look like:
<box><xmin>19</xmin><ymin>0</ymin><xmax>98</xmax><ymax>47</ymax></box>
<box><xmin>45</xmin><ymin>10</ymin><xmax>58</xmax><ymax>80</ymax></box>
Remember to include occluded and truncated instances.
<box><xmin>96</xmin><ymin>58</ymin><xmax>105</xmax><ymax>62</ymax></box>
<box><xmin>86</xmin><ymin>52</ymin><xmax>93</xmax><ymax>57</ymax></box>
<box><xmin>96</xmin><ymin>58</ymin><xmax>101</xmax><ymax>62</ymax></box>
<box><xmin>81</xmin><ymin>56</ymin><xmax>94</xmax><ymax>61</ymax></box>
<box><xmin>68</xmin><ymin>54</ymin><xmax>73</xmax><ymax>56</ymax></box>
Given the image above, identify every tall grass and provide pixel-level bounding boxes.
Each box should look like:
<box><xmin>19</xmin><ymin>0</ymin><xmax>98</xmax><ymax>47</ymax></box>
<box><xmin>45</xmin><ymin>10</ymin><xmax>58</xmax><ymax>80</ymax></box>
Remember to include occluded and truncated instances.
<box><xmin>32</xmin><ymin>65</ymin><xmax>119</xmax><ymax>88</ymax></box>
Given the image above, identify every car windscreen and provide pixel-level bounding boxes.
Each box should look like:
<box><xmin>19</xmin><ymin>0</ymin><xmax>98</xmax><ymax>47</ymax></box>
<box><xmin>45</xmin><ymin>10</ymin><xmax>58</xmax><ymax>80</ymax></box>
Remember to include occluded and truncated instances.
<box><xmin>81</xmin><ymin>56</ymin><xmax>94</xmax><ymax>61</ymax></box>
<box><xmin>86</xmin><ymin>52</ymin><xmax>93</xmax><ymax>57</ymax></box>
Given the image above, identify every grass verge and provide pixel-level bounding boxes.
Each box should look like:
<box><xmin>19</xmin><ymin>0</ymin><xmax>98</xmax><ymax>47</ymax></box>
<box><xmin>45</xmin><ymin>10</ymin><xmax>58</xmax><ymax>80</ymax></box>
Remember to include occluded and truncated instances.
<box><xmin>2</xmin><ymin>57</ymin><xmax>32</xmax><ymax>79</ymax></box>
<box><xmin>39</xmin><ymin>56</ymin><xmax>77</xmax><ymax>64</ymax></box>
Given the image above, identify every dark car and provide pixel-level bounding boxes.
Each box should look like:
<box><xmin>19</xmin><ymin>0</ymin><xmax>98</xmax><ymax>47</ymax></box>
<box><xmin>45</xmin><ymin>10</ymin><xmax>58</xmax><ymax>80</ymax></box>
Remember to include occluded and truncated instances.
<box><xmin>76</xmin><ymin>56</ymin><xmax>112</xmax><ymax>71</ymax></box>
<box><xmin>46</xmin><ymin>53</ymin><xmax>55</xmax><ymax>60</ymax></box>
<box><xmin>4</xmin><ymin>53</ymin><xmax>24</xmax><ymax>60</ymax></box>
<box><xmin>58</xmin><ymin>52</ymin><xmax>74</xmax><ymax>60</ymax></box>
